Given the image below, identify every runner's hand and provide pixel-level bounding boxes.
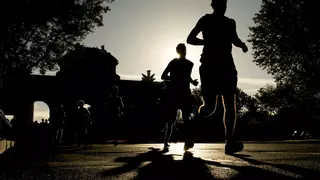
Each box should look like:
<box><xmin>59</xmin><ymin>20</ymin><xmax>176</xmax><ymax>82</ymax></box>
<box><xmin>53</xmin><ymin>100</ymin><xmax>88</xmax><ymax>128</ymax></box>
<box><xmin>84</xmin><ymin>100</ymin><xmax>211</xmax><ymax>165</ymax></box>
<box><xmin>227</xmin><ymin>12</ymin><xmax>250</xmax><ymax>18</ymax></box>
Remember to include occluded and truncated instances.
<box><xmin>242</xmin><ymin>43</ymin><xmax>248</xmax><ymax>53</ymax></box>
<box><xmin>192</xmin><ymin>79</ymin><xmax>199</xmax><ymax>86</ymax></box>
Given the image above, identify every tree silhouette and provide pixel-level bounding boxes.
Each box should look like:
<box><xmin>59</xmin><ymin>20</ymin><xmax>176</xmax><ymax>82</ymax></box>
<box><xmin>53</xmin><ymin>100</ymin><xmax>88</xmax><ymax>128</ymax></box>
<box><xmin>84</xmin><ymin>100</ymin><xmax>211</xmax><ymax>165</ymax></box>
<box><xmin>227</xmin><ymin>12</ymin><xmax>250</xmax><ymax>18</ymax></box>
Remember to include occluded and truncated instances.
<box><xmin>252</xmin><ymin>82</ymin><xmax>320</xmax><ymax>136</ymax></box>
<box><xmin>249</xmin><ymin>1</ymin><xmax>320</xmax><ymax>136</ymax></box>
<box><xmin>0</xmin><ymin>0</ymin><xmax>114</xmax><ymax>76</ymax></box>
<box><xmin>236</xmin><ymin>88</ymin><xmax>258</xmax><ymax>118</ymax></box>
<box><xmin>191</xmin><ymin>87</ymin><xmax>202</xmax><ymax>109</ymax></box>
<box><xmin>249</xmin><ymin>0</ymin><xmax>320</xmax><ymax>93</ymax></box>
<box><xmin>142</xmin><ymin>70</ymin><xmax>156</xmax><ymax>82</ymax></box>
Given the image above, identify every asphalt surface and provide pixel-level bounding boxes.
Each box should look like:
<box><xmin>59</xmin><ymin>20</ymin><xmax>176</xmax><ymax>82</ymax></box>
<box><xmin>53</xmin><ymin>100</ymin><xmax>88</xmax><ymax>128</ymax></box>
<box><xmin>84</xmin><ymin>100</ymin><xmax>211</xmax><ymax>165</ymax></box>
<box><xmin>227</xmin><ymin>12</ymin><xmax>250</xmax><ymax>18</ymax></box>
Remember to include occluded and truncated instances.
<box><xmin>1</xmin><ymin>143</ymin><xmax>320</xmax><ymax>180</ymax></box>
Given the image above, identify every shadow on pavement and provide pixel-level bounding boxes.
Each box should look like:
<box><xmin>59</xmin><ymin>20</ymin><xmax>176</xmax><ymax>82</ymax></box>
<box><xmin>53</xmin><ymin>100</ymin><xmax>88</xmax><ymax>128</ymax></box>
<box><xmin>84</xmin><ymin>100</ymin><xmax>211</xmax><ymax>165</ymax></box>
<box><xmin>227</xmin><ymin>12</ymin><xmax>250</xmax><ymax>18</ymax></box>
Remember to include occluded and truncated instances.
<box><xmin>232</xmin><ymin>154</ymin><xmax>320</xmax><ymax>179</ymax></box>
<box><xmin>102</xmin><ymin>149</ymin><xmax>319</xmax><ymax>180</ymax></box>
<box><xmin>101</xmin><ymin>147</ymin><xmax>170</xmax><ymax>177</ymax></box>
<box><xmin>2</xmin><ymin>145</ymin><xmax>319</xmax><ymax>180</ymax></box>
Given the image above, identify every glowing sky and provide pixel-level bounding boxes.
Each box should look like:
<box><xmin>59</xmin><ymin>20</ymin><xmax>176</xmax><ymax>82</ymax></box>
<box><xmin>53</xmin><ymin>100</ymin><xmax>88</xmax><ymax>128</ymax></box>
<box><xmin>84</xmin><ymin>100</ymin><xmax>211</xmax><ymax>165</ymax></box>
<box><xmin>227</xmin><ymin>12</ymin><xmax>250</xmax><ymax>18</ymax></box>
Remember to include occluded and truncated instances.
<box><xmin>83</xmin><ymin>0</ymin><xmax>275</xmax><ymax>93</ymax></box>
<box><xmin>33</xmin><ymin>0</ymin><xmax>275</xmax><ymax>120</ymax></box>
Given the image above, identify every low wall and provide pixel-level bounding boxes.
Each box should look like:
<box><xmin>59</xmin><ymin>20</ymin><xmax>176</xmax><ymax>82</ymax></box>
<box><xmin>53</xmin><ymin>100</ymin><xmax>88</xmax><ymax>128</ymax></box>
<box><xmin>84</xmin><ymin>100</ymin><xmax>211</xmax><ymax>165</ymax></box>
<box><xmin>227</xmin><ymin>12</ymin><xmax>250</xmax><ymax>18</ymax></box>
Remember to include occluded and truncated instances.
<box><xmin>0</xmin><ymin>139</ymin><xmax>15</xmax><ymax>154</ymax></box>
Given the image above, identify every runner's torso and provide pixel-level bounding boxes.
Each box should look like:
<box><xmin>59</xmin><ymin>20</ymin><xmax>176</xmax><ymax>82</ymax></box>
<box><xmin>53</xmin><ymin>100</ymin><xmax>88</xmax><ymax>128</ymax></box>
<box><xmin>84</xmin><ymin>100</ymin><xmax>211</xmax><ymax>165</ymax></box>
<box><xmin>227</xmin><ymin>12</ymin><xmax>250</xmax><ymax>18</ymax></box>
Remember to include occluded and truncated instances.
<box><xmin>166</xmin><ymin>58</ymin><xmax>193</xmax><ymax>92</ymax></box>
<box><xmin>77</xmin><ymin>107</ymin><xmax>89</xmax><ymax>127</ymax></box>
<box><xmin>109</xmin><ymin>95</ymin><xmax>123</xmax><ymax>115</ymax></box>
<box><xmin>199</xmin><ymin>14</ymin><xmax>237</xmax><ymax>73</ymax></box>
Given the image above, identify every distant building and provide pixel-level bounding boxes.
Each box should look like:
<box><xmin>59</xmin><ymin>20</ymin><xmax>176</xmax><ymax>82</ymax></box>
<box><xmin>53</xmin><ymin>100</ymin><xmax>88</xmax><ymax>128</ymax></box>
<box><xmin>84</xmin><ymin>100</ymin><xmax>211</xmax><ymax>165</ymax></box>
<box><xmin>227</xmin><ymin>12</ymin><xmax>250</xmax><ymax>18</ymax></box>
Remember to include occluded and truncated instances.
<box><xmin>0</xmin><ymin>44</ymin><xmax>165</xmax><ymax>142</ymax></box>
<box><xmin>57</xmin><ymin>44</ymin><xmax>120</xmax><ymax>103</ymax></box>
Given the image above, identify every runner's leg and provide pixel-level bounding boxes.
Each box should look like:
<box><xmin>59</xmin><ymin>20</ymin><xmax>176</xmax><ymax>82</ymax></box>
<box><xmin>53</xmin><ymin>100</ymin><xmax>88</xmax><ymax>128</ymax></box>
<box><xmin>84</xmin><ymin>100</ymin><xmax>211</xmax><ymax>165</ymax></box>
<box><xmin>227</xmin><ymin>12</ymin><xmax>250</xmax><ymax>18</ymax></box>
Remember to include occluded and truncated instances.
<box><xmin>164</xmin><ymin>122</ymin><xmax>174</xmax><ymax>147</ymax></box>
<box><xmin>222</xmin><ymin>74</ymin><xmax>243</xmax><ymax>154</ymax></box>
<box><xmin>198</xmin><ymin>64</ymin><xmax>219</xmax><ymax>117</ymax></box>
<box><xmin>182</xmin><ymin>94</ymin><xmax>194</xmax><ymax>151</ymax></box>
<box><xmin>222</xmin><ymin>94</ymin><xmax>237</xmax><ymax>143</ymax></box>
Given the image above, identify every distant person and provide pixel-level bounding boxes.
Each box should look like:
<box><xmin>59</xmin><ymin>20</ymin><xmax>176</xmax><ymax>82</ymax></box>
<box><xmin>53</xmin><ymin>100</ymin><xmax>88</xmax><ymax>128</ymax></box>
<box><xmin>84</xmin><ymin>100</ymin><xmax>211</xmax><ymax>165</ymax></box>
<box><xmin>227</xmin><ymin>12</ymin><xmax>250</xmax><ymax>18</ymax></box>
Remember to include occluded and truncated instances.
<box><xmin>76</xmin><ymin>100</ymin><xmax>90</xmax><ymax>146</ymax></box>
<box><xmin>108</xmin><ymin>86</ymin><xmax>124</xmax><ymax>146</ymax></box>
<box><xmin>187</xmin><ymin>0</ymin><xmax>248</xmax><ymax>154</ymax></box>
<box><xmin>51</xmin><ymin>104</ymin><xmax>66</xmax><ymax>144</ymax></box>
<box><xmin>57</xmin><ymin>104</ymin><xmax>66</xmax><ymax>143</ymax></box>
<box><xmin>161</xmin><ymin>43</ymin><xmax>198</xmax><ymax>150</ymax></box>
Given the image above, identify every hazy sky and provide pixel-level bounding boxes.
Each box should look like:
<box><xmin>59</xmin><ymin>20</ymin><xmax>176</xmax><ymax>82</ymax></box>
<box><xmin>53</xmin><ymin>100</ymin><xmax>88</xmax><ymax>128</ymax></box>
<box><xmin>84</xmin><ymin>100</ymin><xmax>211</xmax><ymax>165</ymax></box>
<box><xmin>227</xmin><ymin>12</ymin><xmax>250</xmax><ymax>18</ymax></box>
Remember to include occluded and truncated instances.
<box><xmin>33</xmin><ymin>0</ymin><xmax>275</xmax><ymax>120</ymax></box>
<box><xmin>83</xmin><ymin>0</ymin><xmax>275</xmax><ymax>93</ymax></box>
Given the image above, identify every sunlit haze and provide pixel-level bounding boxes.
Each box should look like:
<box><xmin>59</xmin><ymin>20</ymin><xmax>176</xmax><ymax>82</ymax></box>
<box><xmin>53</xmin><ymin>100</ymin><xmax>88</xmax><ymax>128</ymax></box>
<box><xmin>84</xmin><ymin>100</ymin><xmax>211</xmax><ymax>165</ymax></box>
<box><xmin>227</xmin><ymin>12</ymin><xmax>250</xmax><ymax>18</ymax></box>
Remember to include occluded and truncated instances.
<box><xmin>83</xmin><ymin>0</ymin><xmax>275</xmax><ymax>93</ymax></box>
<box><xmin>34</xmin><ymin>0</ymin><xmax>275</xmax><ymax>120</ymax></box>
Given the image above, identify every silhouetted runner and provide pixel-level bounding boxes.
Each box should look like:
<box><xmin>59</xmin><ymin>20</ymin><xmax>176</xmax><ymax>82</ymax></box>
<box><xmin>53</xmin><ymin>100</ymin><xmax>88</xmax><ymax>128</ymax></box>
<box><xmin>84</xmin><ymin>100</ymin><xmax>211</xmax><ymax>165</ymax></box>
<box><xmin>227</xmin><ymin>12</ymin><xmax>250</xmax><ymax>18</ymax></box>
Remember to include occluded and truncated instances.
<box><xmin>161</xmin><ymin>43</ymin><xmax>198</xmax><ymax>151</ymax></box>
<box><xmin>187</xmin><ymin>0</ymin><xmax>248</xmax><ymax>154</ymax></box>
<box><xmin>51</xmin><ymin>104</ymin><xmax>65</xmax><ymax>144</ymax></box>
<box><xmin>108</xmin><ymin>86</ymin><xmax>124</xmax><ymax>146</ymax></box>
<box><xmin>76</xmin><ymin>100</ymin><xmax>90</xmax><ymax>146</ymax></box>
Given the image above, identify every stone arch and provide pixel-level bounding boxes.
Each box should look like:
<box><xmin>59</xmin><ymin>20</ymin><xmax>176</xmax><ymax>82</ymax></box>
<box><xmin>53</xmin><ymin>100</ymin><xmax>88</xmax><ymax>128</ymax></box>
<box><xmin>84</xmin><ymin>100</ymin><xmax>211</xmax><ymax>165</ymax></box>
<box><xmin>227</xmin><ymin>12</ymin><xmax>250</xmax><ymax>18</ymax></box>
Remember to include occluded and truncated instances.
<box><xmin>33</xmin><ymin>101</ymin><xmax>50</xmax><ymax>123</ymax></box>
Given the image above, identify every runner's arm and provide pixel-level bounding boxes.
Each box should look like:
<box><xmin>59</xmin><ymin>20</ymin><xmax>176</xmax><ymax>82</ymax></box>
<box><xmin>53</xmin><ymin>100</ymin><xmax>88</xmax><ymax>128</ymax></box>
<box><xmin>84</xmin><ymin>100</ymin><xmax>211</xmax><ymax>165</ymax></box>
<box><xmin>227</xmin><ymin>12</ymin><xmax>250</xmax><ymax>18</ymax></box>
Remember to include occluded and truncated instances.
<box><xmin>189</xmin><ymin>63</ymin><xmax>198</xmax><ymax>86</ymax></box>
<box><xmin>231</xmin><ymin>19</ymin><xmax>247</xmax><ymax>49</ymax></box>
<box><xmin>86</xmin><ymin>109</ymin><xmax>92</xmax><ymax>125</ymax></box>
<box><xmin>187</xmin><ymin>17</ymin><xmax>205</xmax><ymax>46</ymax></box>
<box><xmin>87</xmin><ymin>108</ymin><xmax>91</xmax><ymax>116</ymax></box>
<box><xmin>119</xmin><ymin>97</ymin><xmax>124</xmax><ymax>110</ymax></box>
<box><xmin>190</xmin><ymin>77</ymin><xmax>199</xmax><ymax>86</ymax></box>
<box><xmin>119</xmin><ymin>97</ymin><xmax>124</xmax><ymax>116</ymax></box>
<box><xmin>161</xmin><ymin>61</ymin><xmax>172</xmax><ymax>81</ymax></box>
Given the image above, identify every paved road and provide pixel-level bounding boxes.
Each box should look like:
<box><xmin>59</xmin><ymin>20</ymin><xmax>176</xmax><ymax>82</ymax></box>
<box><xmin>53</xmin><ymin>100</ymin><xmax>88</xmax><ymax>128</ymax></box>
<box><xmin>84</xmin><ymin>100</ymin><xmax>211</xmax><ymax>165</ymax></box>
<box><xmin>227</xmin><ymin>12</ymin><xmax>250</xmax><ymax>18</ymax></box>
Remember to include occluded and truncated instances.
<box><xmin>1</xmin><ymin>143</ymin><xmax>320</xmax><ymax>179</ymax></box>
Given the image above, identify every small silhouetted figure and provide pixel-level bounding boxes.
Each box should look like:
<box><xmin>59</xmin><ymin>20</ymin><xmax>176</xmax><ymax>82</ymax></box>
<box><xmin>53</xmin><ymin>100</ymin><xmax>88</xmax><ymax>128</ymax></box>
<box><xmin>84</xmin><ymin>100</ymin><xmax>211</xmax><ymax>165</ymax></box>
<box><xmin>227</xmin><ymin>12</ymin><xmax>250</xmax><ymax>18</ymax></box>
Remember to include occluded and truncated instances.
<box><xmin>108</xmin><ymin>86</ymin><xmax>124</xmax><ymax>146</ymax></box>
<box><xmin>76</xmin><ymin>100</ymin><xmax>90</xmax><ymax>146</ymax></box>
<box><xmin>187</xmin><ymin>0</ymin><xmax>248</xmax><ymax>154</ymax></box>
<box><xmin>161</xmin><ymin>43</ymin><xmax>198</xmax><ymax>150</ymax></box>
<box><xmin>51</xmin><ymin>104</ymin><xmax>66</xmax><ymax>144</ymax></box>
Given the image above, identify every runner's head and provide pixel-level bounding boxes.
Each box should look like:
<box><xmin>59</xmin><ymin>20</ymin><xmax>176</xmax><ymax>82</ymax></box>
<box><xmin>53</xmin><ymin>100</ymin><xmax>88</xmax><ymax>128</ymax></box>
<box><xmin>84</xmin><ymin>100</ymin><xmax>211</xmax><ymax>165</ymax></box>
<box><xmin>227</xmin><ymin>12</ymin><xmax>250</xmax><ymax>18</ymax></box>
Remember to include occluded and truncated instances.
<box><xmin>176</xmin><ymin>43</ymin><xmax>186</xmax><ymax>58</ymax></box>
<box><xmin>112</xmin><ymin>86</ymin><xmax>119</xmax><ymax>95</ymax></box>
<box><xmin>78</xmin><ymin>100</ymin><xmax>85</xmax><ymax>108</ymax></box>
<box><xmin>211</xmin><ymin>0</ymin><xmax>227</xmax><ymax>16</ymax></box>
